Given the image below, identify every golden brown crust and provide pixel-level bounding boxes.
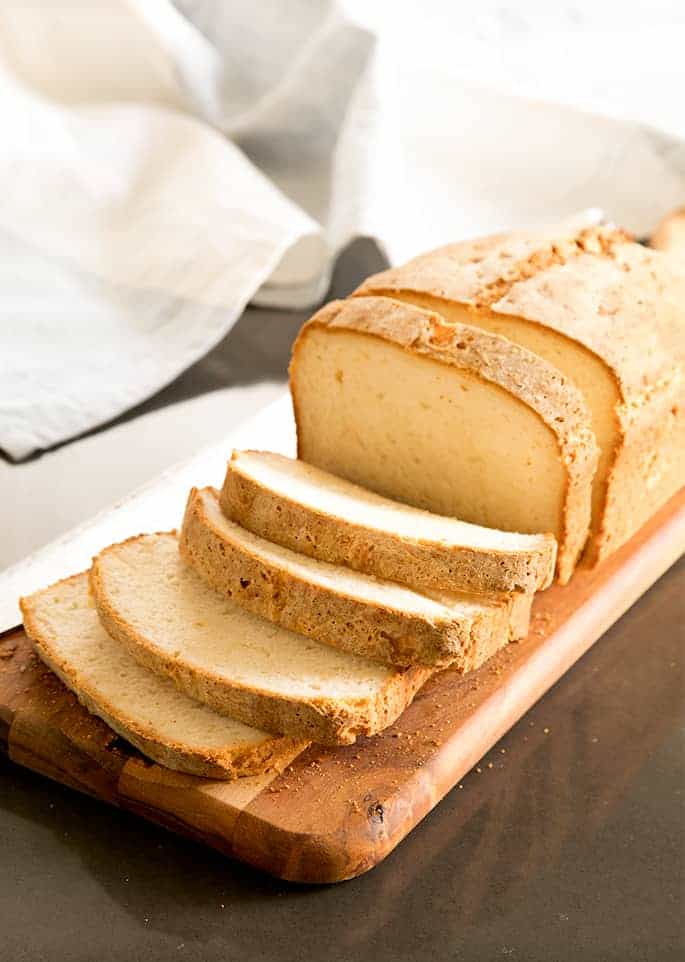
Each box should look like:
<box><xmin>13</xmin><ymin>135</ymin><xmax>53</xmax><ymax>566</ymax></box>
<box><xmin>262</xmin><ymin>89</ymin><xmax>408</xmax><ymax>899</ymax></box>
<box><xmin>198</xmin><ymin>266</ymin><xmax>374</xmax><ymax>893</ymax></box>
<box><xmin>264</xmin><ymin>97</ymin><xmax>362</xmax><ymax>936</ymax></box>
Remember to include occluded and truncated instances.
<box><xmin>291</xmin><ymin>297</ymin><xmax>598</xmax><ymax>583</ymax></box>
<box><xmin>354</xmin><ymin>224</ymin><xmax>620</xmax><ymax>305</ymax></box>
<box><xmin>20</xmin><ymin>574</ymin><xmax>306</xmax><ymax>779</ymax></box>
<box><xmin>356</xmin><ymin>225</ymin><xmax>685</xmax><ymax>564</ymax></box>
<box><xmin>89</xmin><ymin>540</ymin><xmax>430</xmax><ymax>746</ymax></box>
<box><xmin>180</xmin><ymin>486</ymin><xmax>510</xmax><ymax>669</ymax></box>
<box><xmin>221</xmin><ymin>451</ymin><xmax>556</xmax><ymax>594</ymax></box>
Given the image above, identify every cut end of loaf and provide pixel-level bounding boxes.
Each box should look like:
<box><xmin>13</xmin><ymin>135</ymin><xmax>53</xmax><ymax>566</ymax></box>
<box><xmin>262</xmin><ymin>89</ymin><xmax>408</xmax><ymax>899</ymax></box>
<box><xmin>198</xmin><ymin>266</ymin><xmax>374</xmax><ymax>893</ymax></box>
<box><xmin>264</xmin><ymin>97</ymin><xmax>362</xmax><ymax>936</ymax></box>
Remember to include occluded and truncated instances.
<box><xmin>291</xmin><ymin>298</ymin><xmax>596</xmax><ymax>584</ymax></box>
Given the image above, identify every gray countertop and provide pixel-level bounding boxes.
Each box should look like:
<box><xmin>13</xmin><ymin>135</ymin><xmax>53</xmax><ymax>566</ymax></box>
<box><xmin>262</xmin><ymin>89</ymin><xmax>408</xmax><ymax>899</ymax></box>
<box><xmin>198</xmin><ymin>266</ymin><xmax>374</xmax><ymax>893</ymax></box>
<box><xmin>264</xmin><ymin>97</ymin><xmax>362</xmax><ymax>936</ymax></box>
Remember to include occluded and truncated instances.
<box><xmin>1</xmin><ymin>242</ymin><xmax>683</xmax><ymax>961</ymax></box>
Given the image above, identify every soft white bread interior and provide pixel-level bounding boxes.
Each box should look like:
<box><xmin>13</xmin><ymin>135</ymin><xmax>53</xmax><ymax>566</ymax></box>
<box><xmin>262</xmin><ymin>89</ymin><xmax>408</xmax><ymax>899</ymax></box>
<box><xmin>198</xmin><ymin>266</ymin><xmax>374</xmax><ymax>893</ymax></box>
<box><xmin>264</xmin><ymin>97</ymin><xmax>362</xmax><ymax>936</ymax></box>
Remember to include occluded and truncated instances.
<box><xmin>290</xmin><ymin>296</ymin><xmax>598</xmax><ymax>584</ymax></box>
<box><xmin>90</xmin><ymin>533</ymin><xmax>430</xmax><ymax>746</ymax></box>
<box><xmin>180</xmin><ymin>486</ymin><xmax>520</xmax><ymax>669</ymax></box>
<box><xmin>357</xmin><ymin>225</ymin><xmax>685</xmax><ymax>564</ymax></box>
<box><xmin>221</xmin><ymin>450</ymin><xmax>556</xmax><ymax>595</ymax></box>
<box><xmin>20</xmin><ymin>574</ymin><xmax>306</xmax><ymax>779</ymax></box>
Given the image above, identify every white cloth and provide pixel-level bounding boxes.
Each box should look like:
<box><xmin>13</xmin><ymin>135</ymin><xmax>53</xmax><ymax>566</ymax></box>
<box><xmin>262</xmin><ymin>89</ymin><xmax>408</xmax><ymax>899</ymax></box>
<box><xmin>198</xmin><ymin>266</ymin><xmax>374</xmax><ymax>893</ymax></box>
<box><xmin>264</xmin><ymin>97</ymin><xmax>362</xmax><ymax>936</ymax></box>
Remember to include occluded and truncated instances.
<box><xmin>1</xmin><ymin>0</ymin><xmax>684</xmax><ymax>460</ymax></box>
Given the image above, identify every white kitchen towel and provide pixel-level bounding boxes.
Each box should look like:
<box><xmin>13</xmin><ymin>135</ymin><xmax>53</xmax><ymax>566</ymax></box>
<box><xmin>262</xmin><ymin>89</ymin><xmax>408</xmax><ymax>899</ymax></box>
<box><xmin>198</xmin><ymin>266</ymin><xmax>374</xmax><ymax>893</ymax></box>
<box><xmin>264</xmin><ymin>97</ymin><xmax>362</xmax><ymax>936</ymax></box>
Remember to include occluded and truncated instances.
<box><xmin>0</xmin><ymin>0</ymin><xmax>374</xmax><ymax>460</ymax></box>
<box><xmin>1</xmin><ymin>0</ymin><xmax>684</xmax><ymax>460</ymax></box>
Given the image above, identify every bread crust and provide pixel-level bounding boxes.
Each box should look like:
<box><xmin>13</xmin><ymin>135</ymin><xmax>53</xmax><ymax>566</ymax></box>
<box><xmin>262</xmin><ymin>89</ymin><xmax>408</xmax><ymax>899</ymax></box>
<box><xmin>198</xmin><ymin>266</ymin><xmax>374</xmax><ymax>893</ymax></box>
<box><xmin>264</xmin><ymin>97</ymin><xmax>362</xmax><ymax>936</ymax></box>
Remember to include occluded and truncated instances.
<box><xmin>356</xmin><ymin>226</ymin><xmax>685</xmax><ymax>564</ymax></box>
<box><xmin>20</xmin><ymin>573</ymin><xmax>306</xmax><ymax>779</ymax></box>
<box><xmin>221</xmin><ymin>451</ymin><xmax>556</xmax><ymax>595</ymax></box>
<box><xmin>291</xmin><ymin>297</ymin><xmax>598</xmax><ymax>584</ymax></box>
<box><xmin>180</xmin><ymin>486</ymin><xmax>511</xmax><ymax>669</ymax></box>
<box><xmin>90</xmin><ymin>537</ymin><xmax>430</xmax><ymax>746</ymax></box>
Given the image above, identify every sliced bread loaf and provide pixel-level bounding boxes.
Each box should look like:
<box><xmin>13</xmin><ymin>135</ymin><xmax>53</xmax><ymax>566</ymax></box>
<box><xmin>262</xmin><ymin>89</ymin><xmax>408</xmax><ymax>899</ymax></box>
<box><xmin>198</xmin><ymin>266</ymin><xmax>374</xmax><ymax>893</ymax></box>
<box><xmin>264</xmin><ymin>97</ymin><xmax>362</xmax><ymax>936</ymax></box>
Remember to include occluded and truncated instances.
<box><xmin>180</xmin><ymin>486</ymin><xmax>520</xmax><ymax>669</ymax></box>
<box><xmin>356</xmin><ymin>225</ymin><xmax>685</xmax><ymax>564</ymax></box>
<box><xmin>290</xmin><ymin>296</ymin><xmax>598</xmax><ymax>583</ymax></box>
<box><xmin>90</xmin><ymin>534</ymin><xmax>430</xmax><ymax>745</ymax></box>
<box><xmin>220</xmin><ymin>449</ymin><xmax>556</xmax><ymax>594</ymax></box>
<box><xmin>20</xmin><ymin>574</ymin><xmax>306</xmax><ymax>779</ymax></box>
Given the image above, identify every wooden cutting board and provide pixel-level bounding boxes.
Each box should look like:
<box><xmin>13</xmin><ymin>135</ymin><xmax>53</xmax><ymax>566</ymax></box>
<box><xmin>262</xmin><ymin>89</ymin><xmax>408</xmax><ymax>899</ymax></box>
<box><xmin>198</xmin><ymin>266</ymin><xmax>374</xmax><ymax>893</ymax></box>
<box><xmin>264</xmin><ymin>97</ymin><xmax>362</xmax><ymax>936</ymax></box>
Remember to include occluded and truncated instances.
<box><xmin>1</xmin><ymin>491</ymin><xmax>683</xmax><ymax>883</ymax></box>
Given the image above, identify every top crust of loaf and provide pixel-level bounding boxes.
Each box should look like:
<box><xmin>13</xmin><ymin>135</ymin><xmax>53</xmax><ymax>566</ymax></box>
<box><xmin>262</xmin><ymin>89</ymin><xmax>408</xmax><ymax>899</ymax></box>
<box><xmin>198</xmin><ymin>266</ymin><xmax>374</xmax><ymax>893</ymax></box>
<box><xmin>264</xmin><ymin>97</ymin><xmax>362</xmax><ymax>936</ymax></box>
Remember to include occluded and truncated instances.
<box><xmin>355</xmin><ymin>224</ymin><xmax>684</xmax><ymax>401</ymax></box>
<box><xmin>294</xmin><ymin>296</ymin><xmax>598</xmax><ymax>583</ymax></box>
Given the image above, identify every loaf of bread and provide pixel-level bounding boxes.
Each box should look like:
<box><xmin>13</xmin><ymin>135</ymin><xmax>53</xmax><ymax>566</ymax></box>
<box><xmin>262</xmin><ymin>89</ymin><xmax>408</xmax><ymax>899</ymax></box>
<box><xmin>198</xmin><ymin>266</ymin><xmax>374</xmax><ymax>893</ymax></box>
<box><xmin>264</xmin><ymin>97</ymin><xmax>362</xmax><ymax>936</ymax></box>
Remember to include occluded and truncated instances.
<box><xmin>221</xmin><ymin>450</ymin><xmax>556</xmax><ymax>595</ymax></box>
<box><xmin>290</xmin><ymin>296</ymin><xmax>598</xmax><ymax>583</ymax></box>
<box><xmin>90</xmin><ymin>533</ymin><xmax>430</xmax><ymax>745</ymax></box>
<box><xmin>180</xmin><ymin>486</ymin><xmax>525</xmax><ymax>669</ymax></box>
<box><xmin>18</xmin><ymin>219</ymin><xmax>681</xmax><ymax>785</ymax></box>
<box><xmin>20</xmin><ymin>574</ymin><xmax>306</xmax><ymax>779</ymax></box>
<box><xmin>356</xmin><ymin>224</ymin><xmax>685</xmax><ymax>564</ymax></box>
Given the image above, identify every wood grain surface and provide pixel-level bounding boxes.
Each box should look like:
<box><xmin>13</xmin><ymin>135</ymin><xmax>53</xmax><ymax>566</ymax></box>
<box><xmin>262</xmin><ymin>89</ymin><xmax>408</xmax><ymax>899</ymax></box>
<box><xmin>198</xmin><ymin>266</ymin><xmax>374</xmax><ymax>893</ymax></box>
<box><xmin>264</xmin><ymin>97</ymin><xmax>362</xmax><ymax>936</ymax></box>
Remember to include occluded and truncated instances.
<box><xmin>1</xmin><ymin>491</ymin><xmax>683</xmax><ymax>883</ymax></box>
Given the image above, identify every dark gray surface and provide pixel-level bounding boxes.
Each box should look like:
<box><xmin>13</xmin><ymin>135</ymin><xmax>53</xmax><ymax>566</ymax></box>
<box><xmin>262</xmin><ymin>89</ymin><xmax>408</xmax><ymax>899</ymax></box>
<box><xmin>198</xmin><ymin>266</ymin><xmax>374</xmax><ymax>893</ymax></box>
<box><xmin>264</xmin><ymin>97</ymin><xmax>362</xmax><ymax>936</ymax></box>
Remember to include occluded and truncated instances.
<box><xmin>1</xmin><ymin>239</ymin><xmax>683</xmax><ymax>961</ymax></box>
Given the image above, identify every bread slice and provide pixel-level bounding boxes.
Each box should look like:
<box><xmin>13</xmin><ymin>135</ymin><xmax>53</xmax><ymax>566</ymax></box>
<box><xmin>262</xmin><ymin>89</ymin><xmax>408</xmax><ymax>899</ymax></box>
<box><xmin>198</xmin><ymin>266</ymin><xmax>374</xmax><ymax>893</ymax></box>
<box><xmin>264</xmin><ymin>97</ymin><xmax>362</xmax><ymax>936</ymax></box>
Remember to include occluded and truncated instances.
<box><xmin>20</xmin><ymin>574</ymin><xmax>306</xmax><ymax>779</ymax></box>
<box><xmin>290</xmin><ymin>296</ymin><xmax>598</xmax><ymax>583</ymax></box>
<box><xmin>180</xmin><ymin>486</ymin><xmax>522</xmax><ymax>670</ymax></box>
<box><xmin>220</xmin><ymin>450</ymin><xmax>556</xmax><ymax>595</ymax></box>
<box><xmin>356</xmin><ymin>225</ymin><xmax>685</xmax><ymax>565</ymax></box>
<box><xmin>90</xmin><ymin>534</ymin><xmax>430</xmax><ymax>745</ymax></box>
